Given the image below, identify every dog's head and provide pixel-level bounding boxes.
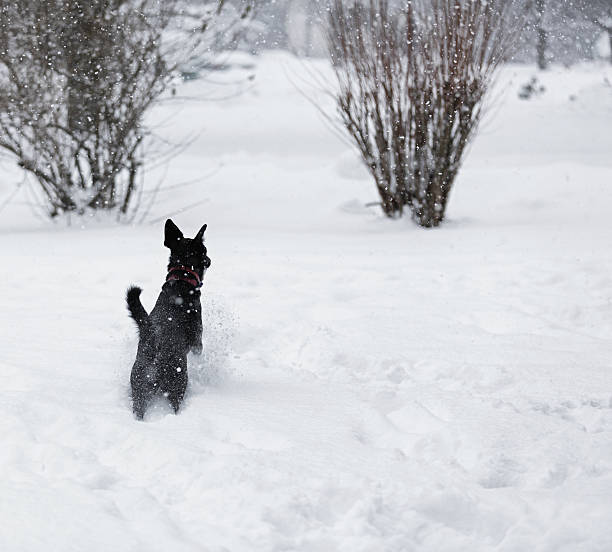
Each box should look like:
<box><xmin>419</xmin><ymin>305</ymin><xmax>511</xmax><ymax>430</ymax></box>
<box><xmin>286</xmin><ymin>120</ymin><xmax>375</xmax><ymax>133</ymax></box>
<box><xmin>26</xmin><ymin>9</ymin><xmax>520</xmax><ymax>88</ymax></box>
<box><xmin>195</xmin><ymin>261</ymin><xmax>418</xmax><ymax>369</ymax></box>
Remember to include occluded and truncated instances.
<box><xmin>164</xmin><ymin>219</ymin><xmax>211</xmax><ymax>279</ymax></box>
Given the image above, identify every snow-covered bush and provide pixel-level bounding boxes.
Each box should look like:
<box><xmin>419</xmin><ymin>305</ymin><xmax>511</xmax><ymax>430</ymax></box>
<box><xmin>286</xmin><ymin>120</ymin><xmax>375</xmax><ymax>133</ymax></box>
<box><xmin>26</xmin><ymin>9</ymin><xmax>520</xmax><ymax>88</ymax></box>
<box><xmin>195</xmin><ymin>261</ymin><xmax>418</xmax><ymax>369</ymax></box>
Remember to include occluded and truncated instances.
<box><xmin>327</xmin><ymin>0</ymin><xmax>516</xmax><ymax>227</ymax></box>
<box><xmin>518</xmin><ymin>77</ymin><xmax>546</xmax><ymax>100</ymax></box>
<box><xmin>0</xmin><ymin>0</ymin><xmax>178</xmax><ymax>218</ymax></box>
<box><xmin>0</xmin><ymin>0</ymin><xmax>248</xmax><ymax>219</ymax></box>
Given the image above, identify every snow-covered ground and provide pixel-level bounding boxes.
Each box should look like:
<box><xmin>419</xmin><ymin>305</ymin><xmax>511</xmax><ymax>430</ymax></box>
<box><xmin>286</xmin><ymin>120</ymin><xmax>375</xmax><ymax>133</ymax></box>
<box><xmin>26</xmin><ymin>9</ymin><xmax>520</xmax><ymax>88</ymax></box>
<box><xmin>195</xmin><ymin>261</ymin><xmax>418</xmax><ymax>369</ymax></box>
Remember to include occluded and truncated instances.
<box><xmin>1</xmin><ymin>54</ymin><xmax>612</xmax><ymax>551</ymax></box>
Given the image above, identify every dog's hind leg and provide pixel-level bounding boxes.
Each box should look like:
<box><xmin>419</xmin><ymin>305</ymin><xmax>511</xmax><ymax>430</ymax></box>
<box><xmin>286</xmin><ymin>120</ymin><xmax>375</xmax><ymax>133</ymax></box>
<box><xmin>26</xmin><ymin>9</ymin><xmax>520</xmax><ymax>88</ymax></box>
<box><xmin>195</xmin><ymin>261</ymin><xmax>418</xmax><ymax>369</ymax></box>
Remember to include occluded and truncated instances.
<box><xmin>132</xmin><ymin>385</ymin><xmax>154</xmax><ymax>419</ymax></box>
<box><xmin>133</xmin><ymin>400</ymin><xmax>146</xmax><ymax>420</ymax></box>
<box><xmin>132</xmin><ymin>394</ymin><xmax>146</xmax><ymax>420</ymax></box>
<box><xmin>167</xmin><ymin>378</ymin><xmax>187</xmax><ymax>414</ymax></box>
<box><xmin>168</xmin><ymin>392</ymin><xmax>183</xmax><ymax>414</ymax></box>
<box><xmin>131</xmin><ymin>368</ymin><xmax>157</xmax><ymax>420</ymax></box>
<box><xmin>166</xmin><ymin>364</ymin><xmax>188</xmax><ymax>415</ymax></box>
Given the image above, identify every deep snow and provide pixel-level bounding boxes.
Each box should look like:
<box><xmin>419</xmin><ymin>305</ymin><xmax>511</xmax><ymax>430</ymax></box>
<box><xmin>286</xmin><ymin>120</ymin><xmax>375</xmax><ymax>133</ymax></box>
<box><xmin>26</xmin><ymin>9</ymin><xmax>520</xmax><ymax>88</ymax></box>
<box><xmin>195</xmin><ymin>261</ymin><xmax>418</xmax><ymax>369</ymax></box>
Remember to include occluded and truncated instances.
<box><xmin>1</xmin><ymin>53</ymin><xmax>612</xmax><ymax>551</ymax></box>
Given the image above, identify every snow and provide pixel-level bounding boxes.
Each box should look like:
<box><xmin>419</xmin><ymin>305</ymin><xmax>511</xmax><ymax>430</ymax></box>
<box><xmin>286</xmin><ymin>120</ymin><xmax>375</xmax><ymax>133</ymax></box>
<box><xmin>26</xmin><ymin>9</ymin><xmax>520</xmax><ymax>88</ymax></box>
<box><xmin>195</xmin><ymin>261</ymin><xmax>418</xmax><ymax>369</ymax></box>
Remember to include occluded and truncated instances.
<box><xmin>1</xmin><ymin>53</ymin><xmax>612</xmax><ymax>551</ymax></box>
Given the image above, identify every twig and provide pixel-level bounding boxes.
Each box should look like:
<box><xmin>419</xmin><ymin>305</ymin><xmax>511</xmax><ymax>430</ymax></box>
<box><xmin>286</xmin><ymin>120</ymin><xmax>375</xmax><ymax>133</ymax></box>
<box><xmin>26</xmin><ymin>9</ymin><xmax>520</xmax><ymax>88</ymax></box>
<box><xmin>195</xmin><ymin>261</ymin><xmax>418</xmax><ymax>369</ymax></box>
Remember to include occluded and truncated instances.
<box><xmin>0</xmin><ymin>176</ymin><xmax>25</xmax><ymax>215</ymax></box>
<box><xmin>146</xmin><ymin>198</ymin><xmax>211</xmax><ymax>225</ymax></box>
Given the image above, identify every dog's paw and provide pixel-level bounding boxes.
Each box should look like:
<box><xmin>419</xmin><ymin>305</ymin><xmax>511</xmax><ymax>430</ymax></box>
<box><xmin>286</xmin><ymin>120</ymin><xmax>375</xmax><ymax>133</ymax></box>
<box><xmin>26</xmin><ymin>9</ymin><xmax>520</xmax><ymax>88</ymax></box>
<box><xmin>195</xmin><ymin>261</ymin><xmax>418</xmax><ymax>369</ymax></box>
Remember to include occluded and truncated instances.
<box><xmin>191</xmin><ymin>342</ymin><xmax>203</xmax><ymax>355</ymax></box>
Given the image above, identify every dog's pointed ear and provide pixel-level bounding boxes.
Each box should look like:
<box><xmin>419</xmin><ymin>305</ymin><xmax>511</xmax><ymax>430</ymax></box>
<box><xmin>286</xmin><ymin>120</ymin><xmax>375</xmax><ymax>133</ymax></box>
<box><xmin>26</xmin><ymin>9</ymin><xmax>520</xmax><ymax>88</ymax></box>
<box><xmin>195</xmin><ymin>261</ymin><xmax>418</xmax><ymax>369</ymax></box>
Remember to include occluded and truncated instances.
<box><xmin>195</xmin><ymin>223</ymin><xmax>207</xmax><ymax>244</ymax></box>
<box><xmin>164</xmin><ymin>219</ymin><xmax>183</xmax><ymax>248</ymax></box>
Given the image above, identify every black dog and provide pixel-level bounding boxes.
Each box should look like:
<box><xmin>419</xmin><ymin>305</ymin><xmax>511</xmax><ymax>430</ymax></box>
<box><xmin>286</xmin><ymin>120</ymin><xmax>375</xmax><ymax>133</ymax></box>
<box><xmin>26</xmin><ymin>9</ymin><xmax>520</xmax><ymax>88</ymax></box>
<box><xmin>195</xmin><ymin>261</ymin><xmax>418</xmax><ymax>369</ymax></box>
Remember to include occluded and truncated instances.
<box><xmin>126</xmin><ymin>219</ymin><xmax>211</xmax><ymax>419</ymax></box>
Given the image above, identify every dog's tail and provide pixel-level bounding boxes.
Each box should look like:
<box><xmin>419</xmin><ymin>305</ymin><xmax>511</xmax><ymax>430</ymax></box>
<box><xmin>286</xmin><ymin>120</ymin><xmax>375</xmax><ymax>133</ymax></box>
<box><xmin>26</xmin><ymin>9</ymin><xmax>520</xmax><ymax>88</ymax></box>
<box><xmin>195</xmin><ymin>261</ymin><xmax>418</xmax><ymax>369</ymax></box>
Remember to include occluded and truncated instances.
<box><xmin>126</xmin><ymin>286</ymin><xmax>151</xmax><ymax>335</ymax></box>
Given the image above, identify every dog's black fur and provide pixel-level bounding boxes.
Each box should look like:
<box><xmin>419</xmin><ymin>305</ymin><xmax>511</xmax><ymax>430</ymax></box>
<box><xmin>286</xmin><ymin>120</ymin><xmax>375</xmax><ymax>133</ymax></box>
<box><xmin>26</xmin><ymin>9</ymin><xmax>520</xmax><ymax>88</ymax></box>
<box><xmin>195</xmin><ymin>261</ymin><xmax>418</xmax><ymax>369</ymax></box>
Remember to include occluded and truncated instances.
<box><xmin>126</xmin><ymin>219</ymin><xmax>211</xmax><ymax>419</ymax></box>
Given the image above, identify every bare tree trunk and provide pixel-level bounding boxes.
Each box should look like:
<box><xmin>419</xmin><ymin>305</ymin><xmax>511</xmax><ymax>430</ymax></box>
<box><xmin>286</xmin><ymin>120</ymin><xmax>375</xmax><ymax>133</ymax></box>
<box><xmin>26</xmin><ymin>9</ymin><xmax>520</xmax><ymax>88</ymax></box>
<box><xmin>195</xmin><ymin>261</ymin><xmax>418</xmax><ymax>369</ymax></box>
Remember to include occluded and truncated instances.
<box><xmin>535</xmin><ymin>0</ymin><xmax>547</xmax><ymax>70</ymax></box>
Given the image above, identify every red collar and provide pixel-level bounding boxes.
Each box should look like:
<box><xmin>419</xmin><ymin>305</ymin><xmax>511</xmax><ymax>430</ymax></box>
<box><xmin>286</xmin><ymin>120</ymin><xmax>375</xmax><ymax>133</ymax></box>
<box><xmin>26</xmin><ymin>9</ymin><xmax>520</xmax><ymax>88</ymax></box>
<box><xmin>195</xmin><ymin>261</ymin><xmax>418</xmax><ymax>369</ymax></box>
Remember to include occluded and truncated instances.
<box><xmin>166</xmin><ymin>265</ymin><xmax>202</xmax><ymax>288</ymax></box>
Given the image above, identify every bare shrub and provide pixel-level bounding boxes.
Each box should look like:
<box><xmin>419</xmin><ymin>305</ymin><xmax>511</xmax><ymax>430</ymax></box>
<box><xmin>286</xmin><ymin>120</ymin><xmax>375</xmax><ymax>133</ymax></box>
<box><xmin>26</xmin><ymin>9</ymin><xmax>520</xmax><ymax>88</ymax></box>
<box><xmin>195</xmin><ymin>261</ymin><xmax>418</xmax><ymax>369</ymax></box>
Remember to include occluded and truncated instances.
<box><xmin>327</xmin><ymin>0</ymin><xmax>516</xmax><ymax>227</ymax></box>
<box><xmin>0</xmin><ymin>0</ymin><xmax>249</xmax><ymax>219</ymax></box>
